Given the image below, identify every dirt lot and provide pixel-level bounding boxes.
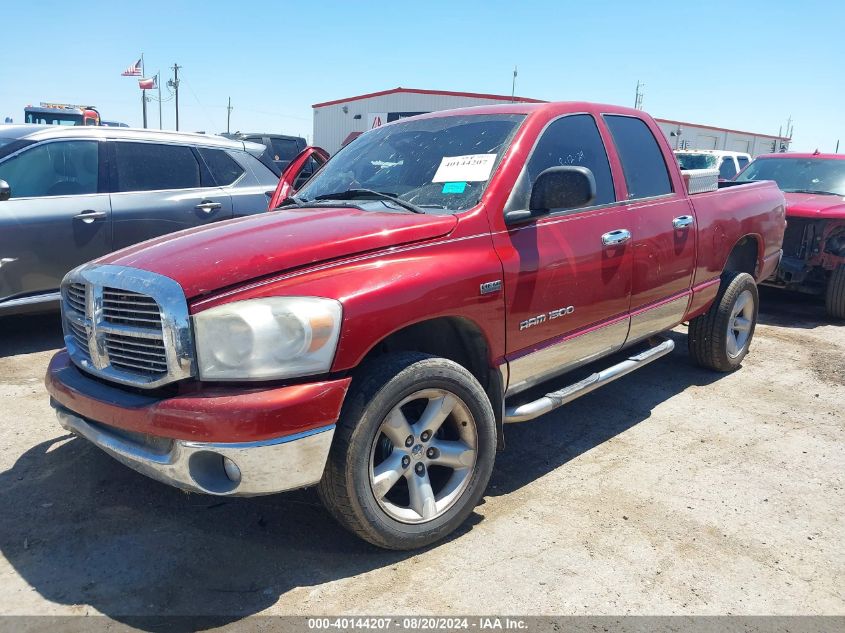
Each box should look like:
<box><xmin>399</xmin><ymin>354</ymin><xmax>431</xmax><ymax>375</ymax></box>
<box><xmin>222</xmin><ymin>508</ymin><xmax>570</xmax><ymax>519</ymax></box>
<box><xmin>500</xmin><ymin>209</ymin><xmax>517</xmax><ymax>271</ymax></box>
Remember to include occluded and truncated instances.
<box><xmin>0</xmin><ymin>289</ymin><xmax>842</xmax><ymax>625</ymax></box>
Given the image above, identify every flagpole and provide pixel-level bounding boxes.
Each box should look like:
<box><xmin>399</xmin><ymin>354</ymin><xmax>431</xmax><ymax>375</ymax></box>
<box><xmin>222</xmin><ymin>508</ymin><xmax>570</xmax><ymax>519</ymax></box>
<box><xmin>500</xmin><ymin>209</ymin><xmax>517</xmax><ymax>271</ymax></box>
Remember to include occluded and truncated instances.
<box><xmin>141</xmin><ymin>53</ymin><xmax>147</xmax><ymax>129</ymax></box>
<box><xmin>157</xmin><ymin>71</ymin><xmax>162</xmax><ymax>130</ymax></box>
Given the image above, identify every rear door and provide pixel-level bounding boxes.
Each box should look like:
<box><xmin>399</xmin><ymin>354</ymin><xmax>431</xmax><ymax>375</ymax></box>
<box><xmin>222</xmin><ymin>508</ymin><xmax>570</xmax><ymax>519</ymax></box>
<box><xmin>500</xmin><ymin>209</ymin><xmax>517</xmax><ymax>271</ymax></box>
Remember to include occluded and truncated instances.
<box><xmin>492</xmin><ymin>113</ymin><xmax>633</xmax><ymax>395</ymax></box>
<box><xmin>198</xmin><ymin>147</ymin><xmax>278</xmax><ymax>217</ymax></box>
<box><xmin>108</xmin><ymin>140</ymin><xmax>234</xmax><ymax>250</ymax></box>
<box><xmin>602</xmin><ymin>114</ymin><xmax>696</xmax><ymax>344</ymax></box>
<box><xmin>0</xmin><ymin>139</ymin><xmax>111</xmax><ymax>304</ymax></box>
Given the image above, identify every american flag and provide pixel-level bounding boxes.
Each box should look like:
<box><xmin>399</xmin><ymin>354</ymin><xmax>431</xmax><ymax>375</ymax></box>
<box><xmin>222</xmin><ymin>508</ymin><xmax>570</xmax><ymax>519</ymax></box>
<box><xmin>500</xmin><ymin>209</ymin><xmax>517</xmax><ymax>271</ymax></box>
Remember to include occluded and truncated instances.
<box><xmin>121</xmin><ymin>58</ymin><xmax>142</xmax><ymax>77</ymax></box>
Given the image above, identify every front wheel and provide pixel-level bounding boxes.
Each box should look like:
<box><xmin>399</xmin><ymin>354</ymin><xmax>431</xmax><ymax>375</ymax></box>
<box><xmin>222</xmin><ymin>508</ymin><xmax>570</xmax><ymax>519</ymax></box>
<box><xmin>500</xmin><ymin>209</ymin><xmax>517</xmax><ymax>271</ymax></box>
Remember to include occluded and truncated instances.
<box><xmin>825</xmin><ymin>265</ymin><xmax>845</xmax><ymax>319</ymax></box>
<box><xmin>688</xmin><ymin>271</ymin><xmax>759</xmax><ymax>372</ymax></box>
<box><xmin>318</xmin><ymin>352</ymin><xmax>496</xmax><ymax>550</ymax></box>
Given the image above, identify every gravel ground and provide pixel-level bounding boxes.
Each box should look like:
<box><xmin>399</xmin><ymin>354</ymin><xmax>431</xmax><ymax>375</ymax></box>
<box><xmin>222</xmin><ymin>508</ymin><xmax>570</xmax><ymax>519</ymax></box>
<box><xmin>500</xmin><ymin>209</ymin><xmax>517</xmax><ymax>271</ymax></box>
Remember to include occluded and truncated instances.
<box><xmin>0</xmin><ymin>288</ymin><xmax>842</xmax><ymax>625</ymax></box>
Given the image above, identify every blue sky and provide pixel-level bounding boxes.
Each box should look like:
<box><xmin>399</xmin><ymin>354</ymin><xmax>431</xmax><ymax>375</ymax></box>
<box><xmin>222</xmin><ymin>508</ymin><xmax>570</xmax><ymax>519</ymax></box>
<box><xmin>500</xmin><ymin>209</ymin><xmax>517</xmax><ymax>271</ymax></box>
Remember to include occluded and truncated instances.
<box><xmin>1</xmin><ymin>0</ymin><xmax>842</xmax><ymax>152</ymax></box>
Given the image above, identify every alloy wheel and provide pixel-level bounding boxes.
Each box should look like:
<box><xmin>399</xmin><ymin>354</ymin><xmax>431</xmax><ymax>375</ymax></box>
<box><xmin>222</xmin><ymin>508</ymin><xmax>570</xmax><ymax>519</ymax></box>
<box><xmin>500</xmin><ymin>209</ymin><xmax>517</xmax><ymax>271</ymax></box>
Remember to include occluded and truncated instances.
<box><xmin>368</xmin><ymin>388</ymin><xmax>478</xmax><ymax>524</ymax></box>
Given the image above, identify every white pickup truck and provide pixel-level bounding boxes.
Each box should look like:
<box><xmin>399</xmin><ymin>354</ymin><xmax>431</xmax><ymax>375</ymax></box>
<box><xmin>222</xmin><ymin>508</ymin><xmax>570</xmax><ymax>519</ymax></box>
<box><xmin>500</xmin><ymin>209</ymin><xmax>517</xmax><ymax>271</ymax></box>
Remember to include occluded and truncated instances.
<box><xmin>675</xmin><ymin>150</ymin><xmax>752</xmax><ymax>181</ymax></box>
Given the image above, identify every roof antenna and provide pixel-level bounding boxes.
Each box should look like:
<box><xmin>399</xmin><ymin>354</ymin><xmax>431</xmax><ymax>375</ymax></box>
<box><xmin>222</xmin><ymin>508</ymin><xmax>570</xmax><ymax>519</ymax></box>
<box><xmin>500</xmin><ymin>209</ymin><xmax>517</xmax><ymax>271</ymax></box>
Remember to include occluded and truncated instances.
<box><xmin>511</xmin><ymin>66</ymin><xmax>518</xmax><ymax>102</ymax></box>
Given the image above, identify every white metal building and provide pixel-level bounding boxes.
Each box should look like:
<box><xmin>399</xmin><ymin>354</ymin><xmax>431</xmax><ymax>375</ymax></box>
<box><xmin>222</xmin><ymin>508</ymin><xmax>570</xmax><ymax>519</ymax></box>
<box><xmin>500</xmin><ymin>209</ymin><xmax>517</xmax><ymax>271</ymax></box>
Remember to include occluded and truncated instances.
<box><xmin>312</xmin><ymin>87</ymin><xmax>789</xmax><ymax>157</ymax></box>
<box><xmin>654</xmin><ymin>118</ymin><xmax>789</xmax><ymax>157</ymax></box>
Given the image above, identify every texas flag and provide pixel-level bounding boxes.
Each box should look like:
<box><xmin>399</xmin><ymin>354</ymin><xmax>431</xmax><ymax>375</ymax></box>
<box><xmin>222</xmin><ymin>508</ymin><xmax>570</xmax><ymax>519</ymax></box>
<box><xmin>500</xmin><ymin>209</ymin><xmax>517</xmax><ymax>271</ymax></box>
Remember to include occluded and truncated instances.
<box><xmin>138</xmin><ymin>76</ymin><xmax>156</xmax><ymax>90</ymax></box>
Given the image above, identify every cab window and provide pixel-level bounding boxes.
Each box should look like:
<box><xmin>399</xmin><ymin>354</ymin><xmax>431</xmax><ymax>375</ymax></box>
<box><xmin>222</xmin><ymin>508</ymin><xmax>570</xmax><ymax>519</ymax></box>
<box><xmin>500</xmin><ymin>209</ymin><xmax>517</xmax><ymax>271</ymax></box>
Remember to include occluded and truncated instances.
<box><xmin>506</xmin><ymin>114</ymin><xmax>615</xmax><ymax>213</ymax></box>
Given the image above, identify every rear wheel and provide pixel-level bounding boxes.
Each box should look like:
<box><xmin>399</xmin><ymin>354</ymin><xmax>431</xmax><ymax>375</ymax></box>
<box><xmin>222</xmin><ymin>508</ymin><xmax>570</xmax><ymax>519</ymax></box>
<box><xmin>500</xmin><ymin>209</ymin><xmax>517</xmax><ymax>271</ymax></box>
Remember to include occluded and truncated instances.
<box><xmin>318</xmin><ymin>352</ymin><xmax>496</xmax><ymax>550</ymax></box>
<box><xmin>825</xmin><ymin>265</ymin><xmax>845</xmax><ymax>319</ymax></box>
<box><xmin>688</xmin><ymin>271</ymin><xmax>759</xmax><ymax>372</ymax></box>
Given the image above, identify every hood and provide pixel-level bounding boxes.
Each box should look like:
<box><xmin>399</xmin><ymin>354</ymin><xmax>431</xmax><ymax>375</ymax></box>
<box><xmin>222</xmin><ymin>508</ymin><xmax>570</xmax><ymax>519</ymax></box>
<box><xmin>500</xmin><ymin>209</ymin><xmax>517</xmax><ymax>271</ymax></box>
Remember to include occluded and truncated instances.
<box><xmin>784</xmin><ymin>192</ymin><xmax>845</xmax><ymax>220</ymax></box>
<box><xmin>99</xmin><ymin>206</ymin><xmax>458</xmax><ymax>298</ymax></box>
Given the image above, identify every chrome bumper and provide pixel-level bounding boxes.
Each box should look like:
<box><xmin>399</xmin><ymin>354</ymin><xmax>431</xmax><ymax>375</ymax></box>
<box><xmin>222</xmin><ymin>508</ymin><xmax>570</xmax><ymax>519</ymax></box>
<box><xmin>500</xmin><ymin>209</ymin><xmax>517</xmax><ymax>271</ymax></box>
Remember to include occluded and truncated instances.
<box><xmin>55</xmin><ymin>406</ymin><xmax>334</xmax><ymax>496</ymax></box>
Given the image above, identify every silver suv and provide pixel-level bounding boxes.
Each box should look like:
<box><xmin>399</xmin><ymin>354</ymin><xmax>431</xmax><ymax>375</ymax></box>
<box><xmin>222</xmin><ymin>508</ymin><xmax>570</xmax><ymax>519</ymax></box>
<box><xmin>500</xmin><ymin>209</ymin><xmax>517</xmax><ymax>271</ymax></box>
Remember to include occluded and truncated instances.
<box><xmin>0</xmin><ymin>125</ymin><xmax>278</xmax><ymax>316</ymax></box>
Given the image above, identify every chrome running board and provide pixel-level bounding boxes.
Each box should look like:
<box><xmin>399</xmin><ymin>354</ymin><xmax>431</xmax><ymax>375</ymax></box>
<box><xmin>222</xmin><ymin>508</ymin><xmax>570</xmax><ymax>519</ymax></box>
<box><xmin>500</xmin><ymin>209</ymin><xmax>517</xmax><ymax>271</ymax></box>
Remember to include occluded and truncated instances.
<box><xmin>504</xmin><ymin>337</ymin><xmax>675</xmax><ymax>423</ymax></box>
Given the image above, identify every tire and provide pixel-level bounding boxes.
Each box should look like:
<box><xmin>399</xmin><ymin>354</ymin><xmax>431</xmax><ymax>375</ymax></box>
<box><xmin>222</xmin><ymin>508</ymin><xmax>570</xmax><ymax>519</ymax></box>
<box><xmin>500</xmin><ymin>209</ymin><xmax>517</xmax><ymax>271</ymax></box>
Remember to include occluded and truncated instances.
<box><xmin>825</xmin><ymin>265</ymin><xmax>845</xmax><ymax>319</ymax></box>
<box><xmin>318</xmin><ymin>352</ymin><xmax>497</xmax><ymax>550</ymax></box>
<box><xmin>688</xmin><ymin>271</ymin><xmax>759</xmax><ymax>372</ymax></box>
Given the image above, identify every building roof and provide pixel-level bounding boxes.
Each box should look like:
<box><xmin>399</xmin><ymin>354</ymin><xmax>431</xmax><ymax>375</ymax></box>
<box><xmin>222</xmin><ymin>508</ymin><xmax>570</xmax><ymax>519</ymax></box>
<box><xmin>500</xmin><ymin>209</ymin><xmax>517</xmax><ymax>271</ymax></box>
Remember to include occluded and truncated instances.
<box><xmin>312</xmin><ymin>87</ymin><xmax>546</xmax><ymax>109</ymax></box>
<box><xmin>655</xmin><ymin>118</ymin><xmax>790</xmax><ymax>141</ymax></box>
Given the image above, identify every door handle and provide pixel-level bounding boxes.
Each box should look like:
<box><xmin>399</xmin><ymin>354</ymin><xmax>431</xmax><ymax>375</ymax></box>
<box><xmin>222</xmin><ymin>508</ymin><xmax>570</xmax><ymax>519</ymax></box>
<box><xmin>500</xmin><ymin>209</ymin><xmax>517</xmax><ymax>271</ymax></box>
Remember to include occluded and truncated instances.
<box><xmin>673</xmin><ymin>215</ymin><xmax>695</xmax><ymax>229</ymax></box>
<box><xmin>195</xmin><ymin>200</ymin><xmax>223</xmax><ymax>213</ymax></box>
<box><xmin>601</xmin><ymin>229</ymin><xmax>631</xmax><ymax>247</ymax></box>
<box><xmin>72</xmin><ymin>210</ymin><xmax>107</xmax><ymax>223</ymax></box>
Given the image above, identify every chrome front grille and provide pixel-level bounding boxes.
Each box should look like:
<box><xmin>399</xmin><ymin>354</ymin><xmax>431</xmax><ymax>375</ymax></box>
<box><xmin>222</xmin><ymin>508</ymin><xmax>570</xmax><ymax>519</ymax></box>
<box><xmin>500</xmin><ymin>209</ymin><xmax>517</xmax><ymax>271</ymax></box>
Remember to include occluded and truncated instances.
<box><xmin>67</xmin><ymin>318</ymin><xmax>89</xmax><ymax>354</ymax></box>
<box><xmin>102</xmin><ymin>288</ymin><xmax>164</xmax><ymax>327</ymax></box>
<box><xmin>104</xmin><ymin>332</ymin><xmax>168</xmax><ymax>374</ymax></box>
<box><xmin>66</xmin><ymin>283</ymin><xmax>87</xmax><ymax>314</ymax></box>
<box><xmin>61</xmin><ymin>265</ymin><xmax>194</xmax><ymax>389</ymax></box>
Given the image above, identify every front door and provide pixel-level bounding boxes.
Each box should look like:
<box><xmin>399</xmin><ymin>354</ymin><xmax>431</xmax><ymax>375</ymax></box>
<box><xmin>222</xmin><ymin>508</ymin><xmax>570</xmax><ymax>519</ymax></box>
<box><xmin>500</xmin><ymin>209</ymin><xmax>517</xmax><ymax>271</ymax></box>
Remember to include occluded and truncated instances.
<box><xmin>108</xmin><ymin>140</ymin><xmax>233</xmax><ymax>250</ymax></box>
<box><xmin>602</xmin><ymin>114</ymin><xmax>696</xmax><ymax>343</ymax></box>
<box><xmin>0</xmin><ymin>139</ymin><xmax>111</xmax><ymax>304</ymax></box>
<box><xmin>492</xmin><ymin>114</ymin><xmax>633</xmax><ymax>396</ymax></box>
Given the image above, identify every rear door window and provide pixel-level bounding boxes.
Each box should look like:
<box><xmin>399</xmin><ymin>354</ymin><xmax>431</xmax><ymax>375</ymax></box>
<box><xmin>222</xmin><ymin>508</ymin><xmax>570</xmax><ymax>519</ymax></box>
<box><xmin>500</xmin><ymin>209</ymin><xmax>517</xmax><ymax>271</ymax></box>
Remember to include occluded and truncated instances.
<box><xmin>604</xmin><ymin>115</ymin><xmax>672</xmax><ymax>199</ymax></box>
<box><xmin>719</xmin><ymin>157</ymin><xmax>738</xmax><ymax>180</ymax></box>
<box><xmin>737</xmin><ymin>156</ymin><xmax>750</xmax><ymax>171</ymax></box>
<box><xmin>197</xmin><ymin>148</ymin><xmax>245</xmax><ymax>186</ymax></box>
<box><xmin>113</xmin><ymin>142</ymin><xmax>201</xmax><ymax>192</ymax></box>
<box><xmin>0</xmin><ymin>140</ymin><xmax>98</xmax><ymax>198</ymax></box>
<box><xmin>270</xmin><ymin>138</ymin><xmax>299</xmax><ymax>162</ymax></box>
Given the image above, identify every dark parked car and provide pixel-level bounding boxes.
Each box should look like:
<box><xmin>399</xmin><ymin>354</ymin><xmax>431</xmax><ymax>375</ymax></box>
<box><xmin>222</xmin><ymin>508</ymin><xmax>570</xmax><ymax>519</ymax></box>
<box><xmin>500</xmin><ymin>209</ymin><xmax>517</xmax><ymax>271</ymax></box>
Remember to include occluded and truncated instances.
<box><xmin>0</xmin><ymin>125</ymin><xmax>279</xmax><ymax>316</ymax></box>
<box><xmin>220</xmin><ymin>132</ymin><xmax>309</xmax><ymax>176</ymax></box>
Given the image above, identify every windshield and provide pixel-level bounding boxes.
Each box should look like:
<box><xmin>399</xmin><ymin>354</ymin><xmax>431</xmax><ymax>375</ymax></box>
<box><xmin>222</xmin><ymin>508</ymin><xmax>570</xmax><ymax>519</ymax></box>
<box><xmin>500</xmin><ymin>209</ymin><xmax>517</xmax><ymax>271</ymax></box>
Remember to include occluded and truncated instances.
<box><xmin>676</xmin><ymin>153</ymin><xmax>717</xmax><ymax>170</ymax></box>
<box><xmin>735</xmin><ymin>157</ymin><xmax>845</xmax><ymax>195</ymax></box>
<box><xmin>24</xmin><ymin>111</ymin><xmax>82</xmax><ymax>126</ymax></box>
<box><xmin>296</xmin><ymin>113</ymin><xmax>525</xmax><ymax>212</ymax></box>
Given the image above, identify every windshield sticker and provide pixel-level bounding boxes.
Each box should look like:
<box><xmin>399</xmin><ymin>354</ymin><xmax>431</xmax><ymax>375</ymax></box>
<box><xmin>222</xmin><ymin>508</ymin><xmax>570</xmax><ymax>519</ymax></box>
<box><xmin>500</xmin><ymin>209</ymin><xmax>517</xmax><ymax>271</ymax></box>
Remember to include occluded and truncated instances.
<box><xmin>432</xmin><ymin>154</ymin><xmax>497</xmax><ymax>183</ymax></box>
<box><xmin>441</xmin><ymin>182</ymin><xmax>467</xmax><ymax>194</ymax></box>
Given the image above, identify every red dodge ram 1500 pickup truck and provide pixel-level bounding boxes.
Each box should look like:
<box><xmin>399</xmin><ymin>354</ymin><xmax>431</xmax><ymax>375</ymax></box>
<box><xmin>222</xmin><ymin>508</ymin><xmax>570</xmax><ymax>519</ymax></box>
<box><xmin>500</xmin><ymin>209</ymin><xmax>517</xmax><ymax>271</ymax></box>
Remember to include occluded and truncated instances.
<box><xmin>735</xmin><ymin>152</ymin><xmax>845</xmax><ymax>318</ymax></box>
<box><xmin>45</xmin><ymin>102</ymin><xmax>786</xmax><ymax>549</ymax></box>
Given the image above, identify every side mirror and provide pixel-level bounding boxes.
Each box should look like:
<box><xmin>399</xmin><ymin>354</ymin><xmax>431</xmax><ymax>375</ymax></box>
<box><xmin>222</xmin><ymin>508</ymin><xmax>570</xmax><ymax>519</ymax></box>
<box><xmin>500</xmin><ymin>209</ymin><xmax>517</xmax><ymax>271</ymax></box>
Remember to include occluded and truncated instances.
<box><xmin>504</xmin><ymin>166</ymin><xmax>596</xmax><ymax>225</ymax></box>
<box><xmin>0</xmin><ymin>180</ymin><xmax>10</xmax><ymax>202</ymax></box>
<box><xmin>530</xmin><ymin>166</ymin><xmax>596</xmax><ymax>212</ymax></box>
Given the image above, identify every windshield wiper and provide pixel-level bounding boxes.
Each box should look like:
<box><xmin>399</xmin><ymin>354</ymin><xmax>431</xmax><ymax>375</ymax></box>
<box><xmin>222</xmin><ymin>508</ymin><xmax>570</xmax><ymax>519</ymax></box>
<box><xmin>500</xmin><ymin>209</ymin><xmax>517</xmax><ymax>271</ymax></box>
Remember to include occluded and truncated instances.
<box><xmin>784</xmin><ymin>189</ymin><xmax>841</xmax><ymax>196</ymax></box>
<box><xmin>313</xmin><ymin>189</ymin><xmax>428</xmax><ymax>214</ymax></box>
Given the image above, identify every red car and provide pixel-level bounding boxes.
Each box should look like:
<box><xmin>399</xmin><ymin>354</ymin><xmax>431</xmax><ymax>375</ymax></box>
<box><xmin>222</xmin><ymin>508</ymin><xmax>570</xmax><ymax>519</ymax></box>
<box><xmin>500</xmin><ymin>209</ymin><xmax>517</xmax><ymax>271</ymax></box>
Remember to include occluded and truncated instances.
<box><xmin>735</xmin><ymin>152</ymin><xmax>845</xmax><ymax>318</ymax></box>
<box><xmin>45</xmin><ymin>102</ymin><xmax>785</xmax><ymax>549</ymax></box>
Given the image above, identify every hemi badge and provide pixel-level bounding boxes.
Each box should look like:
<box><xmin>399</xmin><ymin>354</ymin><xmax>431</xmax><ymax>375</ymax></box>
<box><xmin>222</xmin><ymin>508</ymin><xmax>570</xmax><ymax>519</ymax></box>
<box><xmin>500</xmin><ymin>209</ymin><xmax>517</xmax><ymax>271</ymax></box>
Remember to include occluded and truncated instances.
<box><xmin>480</xmin><ymin>280</ymin><xmax>502</xmax><ymax>295</ymax></box>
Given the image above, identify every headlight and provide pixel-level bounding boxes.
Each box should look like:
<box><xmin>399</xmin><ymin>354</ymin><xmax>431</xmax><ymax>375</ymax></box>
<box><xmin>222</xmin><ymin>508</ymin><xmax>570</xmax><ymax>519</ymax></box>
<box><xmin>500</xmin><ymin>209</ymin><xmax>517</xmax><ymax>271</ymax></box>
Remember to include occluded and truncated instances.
<box><xmin>193</xmin><ymin>297</ymin><xmax>342</xmax><ymax>380</ymax></box>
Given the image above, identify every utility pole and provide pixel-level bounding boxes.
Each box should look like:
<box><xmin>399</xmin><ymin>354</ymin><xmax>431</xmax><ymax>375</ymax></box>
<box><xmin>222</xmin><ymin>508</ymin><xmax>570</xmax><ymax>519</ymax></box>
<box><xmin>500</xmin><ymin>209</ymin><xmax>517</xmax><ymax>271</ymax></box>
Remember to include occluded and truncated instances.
<box><xmin>634</xmin><ymin>80</ymin><xmax>645</xmax><ymax>110</ymax></box>
<box><xmin>227</xmin><ymin>97</ymin><xmax>233</xmax><ymax>133</ymax></box>
<box><xmin>168</xmin><ymin>63</ymin><xmax>181</xmax><ymax>131</ymax></box>
<box><xmin>511</xmin><ymin>66</ymin><xmax>518</xmax><ymax>102</ymax></box>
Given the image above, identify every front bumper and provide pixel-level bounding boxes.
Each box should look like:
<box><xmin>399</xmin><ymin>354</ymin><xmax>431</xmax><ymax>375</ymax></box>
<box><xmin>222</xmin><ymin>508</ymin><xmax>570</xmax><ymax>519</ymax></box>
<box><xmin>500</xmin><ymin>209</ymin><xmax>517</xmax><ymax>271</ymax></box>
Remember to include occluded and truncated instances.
<box><xmin>46</xmin><ymin>350</ymin><xmax>351</xmax><ymax>496</ymax></box>
<box><xmin>54</xmin><ymin>404</ymin><xmax>334</xmax><ymax>496</ymax></box>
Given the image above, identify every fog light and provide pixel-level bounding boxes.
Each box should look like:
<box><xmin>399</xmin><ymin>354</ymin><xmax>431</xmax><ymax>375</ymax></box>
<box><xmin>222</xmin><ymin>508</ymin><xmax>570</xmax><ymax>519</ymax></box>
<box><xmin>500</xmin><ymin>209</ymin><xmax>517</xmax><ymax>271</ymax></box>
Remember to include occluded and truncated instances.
<box><xmin>223</xmin><ymin>457</ymin><xmax>241</xmax><ymax>483</ymax></box>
